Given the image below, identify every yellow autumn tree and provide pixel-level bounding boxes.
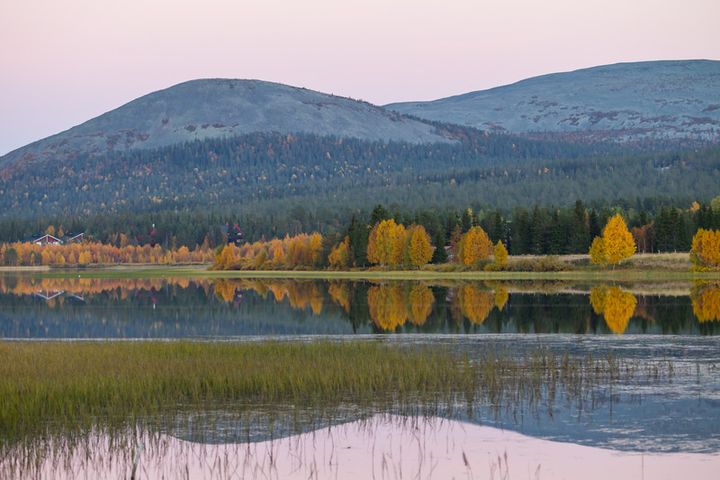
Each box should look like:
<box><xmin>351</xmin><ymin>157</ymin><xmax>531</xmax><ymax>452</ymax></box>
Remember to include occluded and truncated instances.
<box><xmin>216</xmin><ymin>245</ymin><xmax>238</xmax><ymax>270</ymax></box>
<box><xmin>406</xmin><ymin>225</ymin><xmax>433</xmax><ymax>268</ymax></box>
<box><xmin>589</xmin><ymin>214</ymin><xmax>635</xmax><ymax>266</ymax></box>
<box><xmin>690</xmin><ymin>229</ymin><xmax>720</xmax><ymax>270</ymax></box>
<box><xmin>589</xmin><ymin>237</ymin><xmax>607</xmax><ymax>266</ymax></box>
<box><xmin>308</xmin><ymin>233</ymin><xmax>324</xmax><ymax>267</ymax></box>
<box><xmin>367</xmin><ymin>219</ymin><xmax>406</xmax><ymax>266</ymax></box>
<box><xmin>328</xmin><ymin>236</ymin><xmax>351</xmax><ymax>269</ymax></box>
<box><xmin>493</xmin><ymin>240</ymin><xmax>508</xmax><ymax>267</ymax></box>
<box><xmin>457</xmin><ymin>227</ymin><xmax>493</xmax><ymax>266</ymax></box>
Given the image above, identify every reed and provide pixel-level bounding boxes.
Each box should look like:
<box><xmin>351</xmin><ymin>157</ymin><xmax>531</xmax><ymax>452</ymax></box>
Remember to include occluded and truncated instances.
<box><xmin>0</xmin><ymin>340</ymin><xmax>674</xmax><ymax>443</ymax></box>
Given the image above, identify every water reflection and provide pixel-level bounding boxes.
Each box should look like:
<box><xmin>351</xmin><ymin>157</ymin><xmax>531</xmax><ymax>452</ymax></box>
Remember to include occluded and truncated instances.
<box><xmin>692</xmin><ymin>283</ymin><xmax>720</xmax><ymax>322</ymax></box>
<box><xmin>4</xmin><ymin>415</ymin><xmax>719</xmax><ymax>480</ymax></box>
<box><xmin>589</xmin><ymin>286</ymin><xmax>638</xmax><ymax>334</ymax></box>
<box><xmin>0</xmin><ymin>275</ymin><xmax>718</xmax><ymax>338</ymax></box>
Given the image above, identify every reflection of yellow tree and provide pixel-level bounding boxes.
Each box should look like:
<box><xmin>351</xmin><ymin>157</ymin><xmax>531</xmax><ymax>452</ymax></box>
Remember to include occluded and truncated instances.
<box><xmin>212</xmin><ymin>280</ymin><xmax>324</xmax><ymax>314</ymax></box>
<box><xmin>589</xmin><ymin>286</ymin><xmax>637</xmax><ymax>334</ymax></box>
<box><xmin>408</xmin><ymin>285</ymin><xmax>434</xmax><ymax>326</ymax></box>
<box><xmin>328</xmin><ymin>282</ymin><xmax>351</xmax><ymax>312</ymax></box>
<box><xmin>494</xmin><ymin>286</ymin><xmax>509</xmax><ymax>311</ymax></box>
<box><xmin>213</xmin><ymin>280</ymin><xmax>238</xmax><ymax>303</ymax></box>
<box><xmin>459</xmin><ymin>285</ymin><xmax>494</xmax><ymax>325</ymax></box>
<box><xmin>368</xmin><ymin>285</ymin><xmax>408</xmax><ymax>331</ymax></box>
<box><xmin>691</xmin><ymin>284</ymin><xmax>720</xmax><ymax>322</ymax></box>
<box><xmin>589</xmin><ymin>287</ymin><xmax>607</xmax><ymax>314</ymax></box>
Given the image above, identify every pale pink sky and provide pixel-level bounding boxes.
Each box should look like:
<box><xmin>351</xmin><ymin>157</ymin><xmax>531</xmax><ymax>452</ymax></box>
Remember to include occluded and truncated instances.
<box><xmin>1</xmin><ymin>0</ymin><xmax>718</xmax><ymax>155</ymax></box>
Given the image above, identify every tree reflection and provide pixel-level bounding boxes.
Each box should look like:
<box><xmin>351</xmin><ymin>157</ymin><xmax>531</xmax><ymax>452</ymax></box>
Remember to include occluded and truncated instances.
<box><xmin>328</xmin><ymin>282</ymin><xmax>351</xmax><ymax>313</ymax></box>
<box><xmin>368</xmin><ymin>285</ymin><xmax>408</xmax><ymax>331</ymax></box>
<box><xmin>458</xmin><ymin>285</ymin><xmax>495</xmax><ymax>325</ymax></box>
<box><xmin>691</xmin><ymin>284</ymin><xmax>720</xmax><ymax>323</ymax></box>
<box><xmin>494</xmin><ymin>286</ymin><xmax>509</xmax><ymax>312</ymax></box>
<box><xmin>408</xmin><ymin>285</ymin><xmax>434</xmax><ymax>326</ymax></box>
<box><xmin>589</xmin><ymin>286</ymin><xmax>637</xmax><ymax>334</ymax></box>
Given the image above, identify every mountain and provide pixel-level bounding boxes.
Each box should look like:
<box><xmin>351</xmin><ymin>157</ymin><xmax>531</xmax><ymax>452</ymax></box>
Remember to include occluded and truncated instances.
<box><xmin>0</xmin><ymin>79</ymin><xmax>453</xmax><ymax>171</ymax></box>
<box><xmin>387</xmin><ymin>60</ymin><xmax>720</xmax><ymax>142</ymax></box>
<box><xmin>1</xmin><ymin>64</ymin><xmax>719</xmax><ymax>222</ymax></box>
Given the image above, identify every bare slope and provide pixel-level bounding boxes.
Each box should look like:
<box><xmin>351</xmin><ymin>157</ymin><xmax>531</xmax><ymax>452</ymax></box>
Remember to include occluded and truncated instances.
<box><xmin>0</xmin><ymin>79</ymin><xmax>452</xmax><ymax>170</ymax></box>
<box><xmin>387</xmin><ymin>60</ymin><xmax>720</xmax><ymax>141</ymax></box>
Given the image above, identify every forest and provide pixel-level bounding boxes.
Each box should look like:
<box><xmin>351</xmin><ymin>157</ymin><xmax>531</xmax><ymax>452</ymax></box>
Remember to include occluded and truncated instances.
<box><xmin>2</xmin><ymin>198</ymin><xmax>719</xmax><ymax>260</ymax></box>
<box><xmin>1</xmin><ymin>129</ymin><xmax>718</xmax><ymax>226</ymax></box>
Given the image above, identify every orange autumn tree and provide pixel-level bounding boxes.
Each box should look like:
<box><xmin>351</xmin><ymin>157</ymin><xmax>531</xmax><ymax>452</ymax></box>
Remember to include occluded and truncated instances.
<box><xmin>589</xmin><ymin>214</ymin><xmax>636</xmax><ymax>267</ymax></box>
<box><xmin>457</xmin><ymin>227</ymin><xmax>493</xmax><ymax>266</ymax></box>
<box><xmin>690</xmin><ymin>229</ymin><xmax>720</xmax><ymax>270</ymax></box>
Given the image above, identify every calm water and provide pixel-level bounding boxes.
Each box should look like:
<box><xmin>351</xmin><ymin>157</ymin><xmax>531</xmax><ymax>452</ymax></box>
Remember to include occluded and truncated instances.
<box><xmin>0</xmin><ymin>275</ymin><xmax>718</xmax><ymax>338</ymax></box>
<box><xmin>1</xmin><ymin>274</ymin><xmax>719</xmax><ymax>479</ymax></box>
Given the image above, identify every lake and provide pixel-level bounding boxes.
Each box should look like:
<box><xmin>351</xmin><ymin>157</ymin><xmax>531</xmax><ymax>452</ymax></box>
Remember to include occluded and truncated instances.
<box><xmin>1</xmin><ymin>274</ymin><xmax>719</xmax><ymax>479</ymax></box>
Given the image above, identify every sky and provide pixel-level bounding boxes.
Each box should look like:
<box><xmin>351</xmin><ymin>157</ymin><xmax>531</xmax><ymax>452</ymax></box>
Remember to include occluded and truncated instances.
<box><xmin>1</xmin><ymin>0</ymin><xmax>719</xmax><ymax>155</ymax></box>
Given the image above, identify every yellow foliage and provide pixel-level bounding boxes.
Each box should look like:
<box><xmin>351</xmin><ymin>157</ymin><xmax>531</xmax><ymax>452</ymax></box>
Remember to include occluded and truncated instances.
<box><xmin>599</xmin><ymin>214</ymin><xmax>636</xmax><ymax>265</ymax></box>
<box><xmin>589</xmin><ymin>237</ymin><xmax>607</xmax><ymax>266</ymax></box>
<box><xmin>457</xmin><ymin>227</ymin><xmax>493</xmax><ymax>266</ymax></box>
<box><xmin>216</xmin><ymin>245</ymin><xmax>239</xmax><ymax>270</ymax></box>
<box><xmin>328</xmin><ymin>237</ymin><xmax>351</xmax><ymax>269</ymax></box>
<box><xmin>406</xmin><ymin>226</ymin><xmax>433</xmax><ymax>268</ymax></box>
<box><xmin>493</xmin><ymin>240</ymin><xmax>508</xmax><ymax>267</ymax></box>
<box><xmin>367</xmin><ymin>220</ymin><xmax>406</xmax><ymax>266</ymax></box>
<box><xmin>690</xmin><ymin>229</ymin><xmax>720</xmax><ymax>269</ymax></box>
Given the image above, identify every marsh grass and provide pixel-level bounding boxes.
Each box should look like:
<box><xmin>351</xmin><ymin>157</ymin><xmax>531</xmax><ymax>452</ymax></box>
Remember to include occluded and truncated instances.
<box><xmin>0</xmin><ymin>341</ymin><xmax>677</xmax><ymax>444</ymax></box>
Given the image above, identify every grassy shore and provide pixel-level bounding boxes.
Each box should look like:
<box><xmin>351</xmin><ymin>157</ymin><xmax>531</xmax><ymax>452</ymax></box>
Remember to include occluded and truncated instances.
<box><xmin>30</xmin><ymin>264</ymin><xmax>720</xmax><ymax>282</ymax></box>
<box><xmin>0</xmin><ymin>340</ymin><xmax>670</xmax><ymax>441</ymax></box>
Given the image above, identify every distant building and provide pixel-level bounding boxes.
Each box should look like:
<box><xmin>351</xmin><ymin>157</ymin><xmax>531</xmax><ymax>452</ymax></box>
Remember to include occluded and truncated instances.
<box><xmin>64</xmin><ymin>232</ymin><xmax>85</xmax><ymax>244</ymax></box>
<box><xmin>32</xmin><ymin>234</ymin><xmax>63</xmax><ymax>246</ymax></box>
<box><xmin>221</xmin><ymin>223</ymin><xmax>244</xmax><ymax>246</ymax></box>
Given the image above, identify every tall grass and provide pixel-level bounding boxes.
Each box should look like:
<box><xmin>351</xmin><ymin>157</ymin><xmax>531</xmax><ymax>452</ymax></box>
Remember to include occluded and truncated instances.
<box><xmin>0</xmin><ymin>340</ymin><xmax>673</xmax><ymax>443</ymax></box>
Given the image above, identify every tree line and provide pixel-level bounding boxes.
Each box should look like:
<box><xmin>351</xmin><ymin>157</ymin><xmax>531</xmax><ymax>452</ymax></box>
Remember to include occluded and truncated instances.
<box><xmin>0</xmin><ymin>241</ymin><xmax>213</xmax><ymax>267</ymax></box>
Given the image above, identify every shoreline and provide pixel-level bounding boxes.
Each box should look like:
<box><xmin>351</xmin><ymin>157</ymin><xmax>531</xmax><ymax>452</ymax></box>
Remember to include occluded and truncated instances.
<box><xmin>2</xmin><ymin>253</ymin><xmax>717</xmax><ymax>281</ymax></box>
<box><xmin>17</xmin><ymin>265</ymin><xmax>720</xmax><ymax>281</ymax></box>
